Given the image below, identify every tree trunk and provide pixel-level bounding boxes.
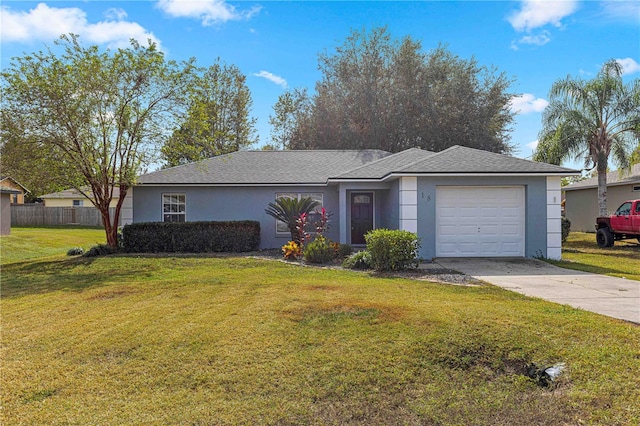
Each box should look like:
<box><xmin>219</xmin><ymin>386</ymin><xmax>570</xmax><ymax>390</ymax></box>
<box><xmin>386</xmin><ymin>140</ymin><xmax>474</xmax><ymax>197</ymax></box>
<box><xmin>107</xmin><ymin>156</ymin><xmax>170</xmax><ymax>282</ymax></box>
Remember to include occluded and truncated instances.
<box><xmin>99</xmin><ymin>206</ymin><xmax>118</xmax><ymax>248</ymax></box>
<box><xmin>597</xmin><ymin>165</ymin><xmax>608</xmax><ymax>217</ymax></box>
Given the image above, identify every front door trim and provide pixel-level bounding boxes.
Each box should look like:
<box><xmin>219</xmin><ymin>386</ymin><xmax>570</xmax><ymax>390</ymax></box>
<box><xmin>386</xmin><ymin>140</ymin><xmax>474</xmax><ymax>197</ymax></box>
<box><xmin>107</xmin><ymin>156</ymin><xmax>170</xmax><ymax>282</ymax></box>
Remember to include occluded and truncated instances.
<box><xmin>350</xmin><ymin>191</ymin><xmax>375</xmax><ymax>245</ymax></box>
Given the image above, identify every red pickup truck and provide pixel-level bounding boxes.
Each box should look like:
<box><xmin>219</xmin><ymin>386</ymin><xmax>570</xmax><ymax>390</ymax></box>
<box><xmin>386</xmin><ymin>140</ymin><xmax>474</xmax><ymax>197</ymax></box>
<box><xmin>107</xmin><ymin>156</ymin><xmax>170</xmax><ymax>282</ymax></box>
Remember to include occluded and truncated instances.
<box><xmin>595</xmin><ymin>199</ymin><xmax>640</xmax><ymax>247</ymax></box>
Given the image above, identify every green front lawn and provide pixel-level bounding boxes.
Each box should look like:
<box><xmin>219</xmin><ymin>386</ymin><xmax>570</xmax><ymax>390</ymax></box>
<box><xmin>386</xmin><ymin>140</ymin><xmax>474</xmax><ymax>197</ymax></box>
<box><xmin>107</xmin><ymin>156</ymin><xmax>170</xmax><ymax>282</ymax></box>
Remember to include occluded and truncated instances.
<box><xmin>1</xmin><ymin>226</ymin><xmax>105</xmax><ymax>265</ymax></box>
<box><xmin>550</xmin><ymin>232</ymin><xmax>640</xmax><ymax>281</ymax></box>
<box><xmin>2</xmin><ymin>228</ymin><xmax>639</xmax><ymax>425</ymax></box>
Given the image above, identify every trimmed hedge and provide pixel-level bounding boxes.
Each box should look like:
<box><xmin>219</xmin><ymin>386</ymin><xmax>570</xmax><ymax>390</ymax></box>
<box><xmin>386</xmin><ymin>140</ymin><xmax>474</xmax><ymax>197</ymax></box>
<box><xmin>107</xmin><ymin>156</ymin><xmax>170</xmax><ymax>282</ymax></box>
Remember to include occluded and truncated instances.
<box><xmin>365</xmin><ymin>229</ymin><xmax>420</xmax><ymax>271</ymax></box>
<box><xmin>122</xmin><ymin>221</ymin><xmax>260</xmax><ymax>253</ymax></box>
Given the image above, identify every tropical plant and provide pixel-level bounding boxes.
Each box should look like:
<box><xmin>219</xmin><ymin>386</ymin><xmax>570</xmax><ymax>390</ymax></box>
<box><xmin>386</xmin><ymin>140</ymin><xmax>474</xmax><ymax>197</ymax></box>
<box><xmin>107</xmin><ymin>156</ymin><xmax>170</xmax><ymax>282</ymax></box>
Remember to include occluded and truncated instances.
<box><xmin>282</xmin><ymin>241</ymin><xmax>302</xmax><ymax>260</ymax></box>
<box><xmin>534</xmin><ymin>60</ymin><xmax>640</xmax><ymax>216</ymax></box>
<box><xmin>264</xmin><ymin>196</ymin><xmax>320</xmax><ymax>243</ymax></box>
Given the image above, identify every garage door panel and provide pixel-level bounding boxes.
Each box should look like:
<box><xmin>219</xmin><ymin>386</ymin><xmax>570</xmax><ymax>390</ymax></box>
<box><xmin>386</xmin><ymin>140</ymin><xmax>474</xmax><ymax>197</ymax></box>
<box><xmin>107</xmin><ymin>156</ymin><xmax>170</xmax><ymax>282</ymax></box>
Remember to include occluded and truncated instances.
<box><xmin>436</xmin><ymin>186</ymin><xmax>525</xmax><ymax>257</ymax></box>
<box><xmin>439</xmin><ymin>225</ymin><xmax>460</xmax><ymax>236</ymax></box>
<box><xmin>460</xmin><ymin>207</ymin><xmax>478</xmax><ymax>219</ymax></box>
<box><xmin>501</xmin><ymin>224</ymin><xmax>521</xmax><ymax>236</ymax></box>
<box><xmin>458</xmin><ymin>225</ymin><xmax>479</xmax><ymax>236</ymax></box>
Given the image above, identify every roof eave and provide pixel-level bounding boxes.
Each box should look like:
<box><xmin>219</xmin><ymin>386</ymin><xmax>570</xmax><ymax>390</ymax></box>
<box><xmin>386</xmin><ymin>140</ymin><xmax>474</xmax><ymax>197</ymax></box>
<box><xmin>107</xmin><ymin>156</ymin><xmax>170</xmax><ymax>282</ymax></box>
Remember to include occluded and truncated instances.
<box><xmin>135</xmin><ymin>181</ymin><xmax>332</xmax><ymax>187</ymax></box>
<box><xmin>563</xmin><ymin>179</ymin><xmax>640</xmax><ymax>191</ymax></box>
<box><xmin>383</xmin><ymin>171</ymin><xmax>580</xmax><ymax>179</ymax></box>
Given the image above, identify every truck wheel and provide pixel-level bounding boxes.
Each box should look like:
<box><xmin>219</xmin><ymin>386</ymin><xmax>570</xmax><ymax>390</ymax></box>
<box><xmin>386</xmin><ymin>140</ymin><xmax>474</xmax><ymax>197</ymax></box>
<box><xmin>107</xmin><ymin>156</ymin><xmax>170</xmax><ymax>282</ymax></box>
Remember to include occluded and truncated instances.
<box><xmin>596</xmin><ymin>228</ymin><xmax>614</xmax><ymax>248</ymax></box>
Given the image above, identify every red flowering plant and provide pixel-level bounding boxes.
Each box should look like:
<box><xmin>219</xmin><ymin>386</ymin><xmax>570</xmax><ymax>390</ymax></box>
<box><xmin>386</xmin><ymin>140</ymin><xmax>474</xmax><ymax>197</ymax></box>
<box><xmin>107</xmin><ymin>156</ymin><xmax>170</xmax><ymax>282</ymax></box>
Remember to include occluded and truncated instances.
<box><xmin>292</xmin><ymin>208</ymin><xmax>332</xmax><ymax>251</ymax></box>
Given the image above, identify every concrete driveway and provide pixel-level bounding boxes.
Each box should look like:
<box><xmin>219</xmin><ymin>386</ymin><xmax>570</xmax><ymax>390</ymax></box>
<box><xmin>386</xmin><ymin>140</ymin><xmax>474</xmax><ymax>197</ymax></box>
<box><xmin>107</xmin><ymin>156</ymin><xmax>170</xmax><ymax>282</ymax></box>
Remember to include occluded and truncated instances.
<box><xmin>436</xmin><ymin>258</ymin><xmax>640</xmax><ymax>324</ymax></box>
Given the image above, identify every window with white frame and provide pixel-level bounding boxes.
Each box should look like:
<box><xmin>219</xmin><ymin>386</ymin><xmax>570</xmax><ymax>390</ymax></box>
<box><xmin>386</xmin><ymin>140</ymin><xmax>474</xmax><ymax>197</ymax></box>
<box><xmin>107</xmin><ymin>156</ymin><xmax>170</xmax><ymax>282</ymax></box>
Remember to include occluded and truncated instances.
<box><xmin>163</xmin><ymin>193</ymin><xmax>186</xmax><ymax>222</ymax></box>
<box><xmin>275</xmin><ymin>192</ymin><xmax>323</xmax><ymax>234</ymax></box>
<box><xmin>73</xmin><ymin>199</ymin><xmax>83</xmax><ymax>207</ymax></box>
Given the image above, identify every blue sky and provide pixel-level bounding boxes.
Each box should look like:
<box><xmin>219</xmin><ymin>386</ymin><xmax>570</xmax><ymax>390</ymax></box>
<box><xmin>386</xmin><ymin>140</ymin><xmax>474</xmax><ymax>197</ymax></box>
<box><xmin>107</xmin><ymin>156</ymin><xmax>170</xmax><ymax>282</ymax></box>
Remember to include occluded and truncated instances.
<box><xmin>2</xmin><ymin>1</ymin><xmax>639</xmax><ymax>166</ymax></box>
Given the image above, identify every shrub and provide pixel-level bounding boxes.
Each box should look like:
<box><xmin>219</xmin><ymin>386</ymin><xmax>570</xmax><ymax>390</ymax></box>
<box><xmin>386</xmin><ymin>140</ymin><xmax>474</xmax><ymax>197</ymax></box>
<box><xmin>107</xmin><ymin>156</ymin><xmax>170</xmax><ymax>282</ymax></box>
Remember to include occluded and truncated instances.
<box><xmin>66</xmin><ymin>247</ymin><xmax>84</xmax><ymax>256</ymax></box>
<box><xmin>332</xmin><ymin>242</ymin><xmax>352</xmax><ymax>259</ymax></box>
<box><xmin>282</xmin><ymin>241</ymin><xmax>302</xmax><ymax>260</ymax></box>
<box><xmin>303</xmin><ymin>236</ymin><xmax>335</xmax><ymax>264</ymax></box>
<box><xmin>121</xmin><ymin>221</ymin><xmax>260</xmax><ymax>253</ymax></box>
<box><xmin>342</xmin><ymin>250</ymin><xmax>371</xmax><ymax>269</ymax></box>
<box><xmin>83</xmin><ymin>244</ymin><xmax>117</xmax><ymax>257</ymax></box>
<box><xmin>561</xmin><ymin>217</ymin><xmax>571</xmax><ymax>243</ymax></box>
<box><xmin>365</xmin><ymin>229</ymin><xmax>420</xmax><ymax>271</ymax></box>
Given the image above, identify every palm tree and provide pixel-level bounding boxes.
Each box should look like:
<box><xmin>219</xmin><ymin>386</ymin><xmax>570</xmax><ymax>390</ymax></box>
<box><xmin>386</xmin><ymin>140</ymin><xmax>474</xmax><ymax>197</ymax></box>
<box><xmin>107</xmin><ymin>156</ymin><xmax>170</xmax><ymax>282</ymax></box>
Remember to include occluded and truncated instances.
<box><xmin>534</xmin><ymin>60</ymin><xmax>640</xmax><ymax>216</ymax></box>
<box><xmin>264</xmin><ymin>196</ymin><xmax>320</xmax><ymax>243</ymax></box>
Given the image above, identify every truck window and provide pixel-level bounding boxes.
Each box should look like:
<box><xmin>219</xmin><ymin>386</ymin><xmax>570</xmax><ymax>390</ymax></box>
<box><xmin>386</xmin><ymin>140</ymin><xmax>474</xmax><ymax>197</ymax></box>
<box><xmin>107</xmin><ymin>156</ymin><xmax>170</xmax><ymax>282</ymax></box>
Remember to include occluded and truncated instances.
<box><xmin>615</xmin><ymin>202</ymin><xmax>631</xmax><ymax>216</ymax></box>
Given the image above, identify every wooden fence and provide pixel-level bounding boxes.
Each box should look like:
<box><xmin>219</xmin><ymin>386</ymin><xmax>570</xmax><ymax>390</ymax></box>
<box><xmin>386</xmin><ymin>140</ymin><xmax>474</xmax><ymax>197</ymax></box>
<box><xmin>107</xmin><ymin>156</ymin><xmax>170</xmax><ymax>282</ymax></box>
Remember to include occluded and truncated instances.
<box><xmin>11</xmin><ymin>205</ymin><xmax>118</xmax><ymax>227</ymax></box>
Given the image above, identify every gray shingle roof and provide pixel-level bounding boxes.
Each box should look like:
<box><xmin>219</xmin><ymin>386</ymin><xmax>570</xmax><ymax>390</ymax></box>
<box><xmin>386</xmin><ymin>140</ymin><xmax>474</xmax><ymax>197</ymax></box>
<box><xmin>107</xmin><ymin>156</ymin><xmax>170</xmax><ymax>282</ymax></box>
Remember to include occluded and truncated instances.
<box><xmin>137</xmin><ymin>150</ymin><xmax>391</xmax><ymax>185</ymax></box>
<box><xmin>563</xmin><ymin>163</ymin><xmax>640</xmax><ymax>191</ymax></box>
<box><xmin>334</xmin><ymin>148</ymin><xmax>437</xmax><ymax>179</ymax></box>
<box><xmin>40</xmin><ymin>187</ymin><xmax>120</xmax><ymax>199</ymax></box>
<box><xmin>396</xmin><ymin>145</ymin><xmax>578</xmax><ymax>175</ymax></box>
<box><xmin>137</xmin><ymin>146</ymin><xmax>578</xmax><ymax>186</ymax></box>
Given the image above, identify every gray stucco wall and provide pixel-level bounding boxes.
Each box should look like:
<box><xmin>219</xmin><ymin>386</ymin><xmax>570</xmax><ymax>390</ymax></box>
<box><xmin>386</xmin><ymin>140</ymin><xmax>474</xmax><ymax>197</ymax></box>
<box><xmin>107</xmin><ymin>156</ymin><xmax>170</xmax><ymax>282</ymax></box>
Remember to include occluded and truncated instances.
<box><xmin>416</xmin><ymin>176</ymin><xmax>548</xmax><ymax>259</ymax></box>
<box><xmin>565</xmin><ymin>185</ymin><xmax>639</xmax><ymax>232</ymax></box>
<box><xmin>132</xmin><ymin>185</ymin><xmax>341</xmax><ymax>249</ymax></box>
<box><xmin>338</xmin><ymin>182</ymin><xmax>394</xmax><ymax>244</ymax></box>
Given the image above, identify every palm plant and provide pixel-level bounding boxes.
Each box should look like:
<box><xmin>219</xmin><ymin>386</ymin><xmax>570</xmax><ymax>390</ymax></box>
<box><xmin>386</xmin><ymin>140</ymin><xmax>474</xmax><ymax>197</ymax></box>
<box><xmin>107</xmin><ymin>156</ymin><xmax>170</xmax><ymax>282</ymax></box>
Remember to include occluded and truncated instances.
<box><xmin>265</xmin><ymin>196</ymin><xmax>320</xmax><ymax>243</ymax></box>
<box><xmin>534</xmin><ymin>60</ymin><xmax>640</xmax><ymax>216</ymax></box>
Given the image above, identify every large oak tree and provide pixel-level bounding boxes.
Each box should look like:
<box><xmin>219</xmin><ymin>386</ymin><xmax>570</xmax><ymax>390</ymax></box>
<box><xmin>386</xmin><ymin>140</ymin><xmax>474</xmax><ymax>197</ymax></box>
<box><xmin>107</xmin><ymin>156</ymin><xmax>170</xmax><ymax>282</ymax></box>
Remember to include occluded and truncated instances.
<box><xmin>1</xmin><ymin>34</ymin><xmax>194</xmax><ymax>247</ymax></box>
<box><xmin>270</xmin><ymin>27</ymin><xmax>515</xmax><ymax>154</ymax></box>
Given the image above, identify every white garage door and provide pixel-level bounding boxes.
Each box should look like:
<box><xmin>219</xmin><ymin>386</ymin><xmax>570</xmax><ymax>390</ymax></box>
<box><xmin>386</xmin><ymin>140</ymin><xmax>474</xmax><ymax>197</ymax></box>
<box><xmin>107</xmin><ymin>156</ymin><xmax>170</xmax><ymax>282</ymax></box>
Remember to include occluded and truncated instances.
<box><xmin>436</xmin><ymin>186</ymin><xmax>525</xmax><ymax>257</ymax></box>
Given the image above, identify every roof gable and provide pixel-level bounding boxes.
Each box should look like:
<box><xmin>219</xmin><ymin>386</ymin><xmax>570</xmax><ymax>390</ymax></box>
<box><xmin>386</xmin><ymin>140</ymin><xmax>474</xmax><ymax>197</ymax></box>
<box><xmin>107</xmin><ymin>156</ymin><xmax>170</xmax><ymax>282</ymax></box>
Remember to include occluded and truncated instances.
<box><xmin>0</xmin><ymin>176</ymin><xmax>29</xmax><ymax>192</ymax></box>
<box><xmin>396</xmin><ymin>145</ymin><xmax>578</xmax><ymax>175</ymax></box>
<box><xmin>334</xmin><ymin>148</ymin><xmax>437</xmax><ymax>180</ymax></box>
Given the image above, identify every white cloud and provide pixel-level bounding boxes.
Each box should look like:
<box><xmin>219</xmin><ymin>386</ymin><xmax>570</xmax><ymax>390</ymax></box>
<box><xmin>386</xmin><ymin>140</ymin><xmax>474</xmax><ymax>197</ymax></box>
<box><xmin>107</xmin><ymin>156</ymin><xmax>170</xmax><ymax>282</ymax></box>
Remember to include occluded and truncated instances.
<box><xmin>156</xmin><ymin>0</ymin><xmax>261</xmax><ymax>26</ymax></box>
<box><xmin>511</xmin><ymin>31</ymin><xmax>551</xmax><ymax>50</ymax></box>
<box><xmin>526</xmin><ymin>140</ymin><xmax>539</xmax><ymax>151</ymax></box>
<box><xmin>0</xmin><ymin>3</ymin><xmax>160</xmax><ymax>49</ymax></box>
<box><xmin>615</xmin><ymin>58</ymin><xmax>640</xmax><ymax>76</ymax></box>
<box><xmin>508</xmin><ymin>0</ymin><xmax>578</xmax><ymax>32</ymax></box>
<box><xmin>600</xmin><ymin>1</ymin><xmax>640</xmax><ymax>21</ymax></box>
<box><xmin>105</xmin><ymin>8</ymin><xmax>128</xmax><ymax>21</ymax></box>
<box><xmin>253</xmin><ymin>71</ymin><xmax>287</xmax><ymax>88</ymax></box>
<box><xmin>509</xmin><ymin>94</ymin><xmax>549</xmax><ymax>114</ymax></box>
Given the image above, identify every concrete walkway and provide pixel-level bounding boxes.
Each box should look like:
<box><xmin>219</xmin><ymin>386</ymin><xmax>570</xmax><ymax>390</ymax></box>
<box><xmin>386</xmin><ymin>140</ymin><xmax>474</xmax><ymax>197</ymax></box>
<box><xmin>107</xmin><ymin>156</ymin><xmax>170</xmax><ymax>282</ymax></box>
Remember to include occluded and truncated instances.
<box><xmin>435</xmin><ymin>258</ymin><xmax>640</xmax><ymax>324</ymax></box>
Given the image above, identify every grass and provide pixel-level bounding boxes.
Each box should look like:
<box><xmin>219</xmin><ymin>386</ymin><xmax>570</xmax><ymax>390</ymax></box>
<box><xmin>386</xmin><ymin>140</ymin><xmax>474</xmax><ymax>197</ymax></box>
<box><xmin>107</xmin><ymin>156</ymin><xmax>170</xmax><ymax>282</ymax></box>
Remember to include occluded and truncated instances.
<box><xmin>548</xmin><ymin>231</ymin><xmax>640</xmax><ymax>281</ymax></box>
<box><xmin>0</xmin><ymin>226</ymin><xmax>105</xmax><ymax>265</ymax></box>
<box><xmin>2</xmin><ymin>229</ymin><xmax>639</xmax><ymax>425</ymax></box>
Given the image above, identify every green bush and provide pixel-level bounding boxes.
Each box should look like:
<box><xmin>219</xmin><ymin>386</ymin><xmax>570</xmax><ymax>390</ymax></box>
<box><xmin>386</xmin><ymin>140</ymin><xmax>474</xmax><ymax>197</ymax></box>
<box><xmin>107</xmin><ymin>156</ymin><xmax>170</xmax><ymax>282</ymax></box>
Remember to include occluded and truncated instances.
<box><xmin>334</xmin><ymin>243</ymin><xmax>352</xmax><ymax>259</ymax></box>
<box><xmin>303</xmin><ymin>236</ymin><xmax>335</xmax><ymax>264</ymax></box>
<box><xmin>83</xmin><ymin>244</ymin><xmax>117</xmax><ymax>257</ymax></box>
<box><xmin>66</xmin><ymin>247</ymin><xmax>84</xmax><ymax>256</ymax></box>
<box><xmin>122</xmin><ymin>221</ymin><xmax>260</xmax><ymax>253</ymax></box>
<box><xmin>365</xmin><ymin>229</ymin><xmax>420</xmax><ymax>271</ymax></box>
<box><xmin>342</xmin><ymin>250</ymin><xmax>371</xmax><ymax>270</ymax></box>
<box><xmin>561</xmin><ymin>217</ymin><xmax>571</xmax><ymax>243</ymax></box>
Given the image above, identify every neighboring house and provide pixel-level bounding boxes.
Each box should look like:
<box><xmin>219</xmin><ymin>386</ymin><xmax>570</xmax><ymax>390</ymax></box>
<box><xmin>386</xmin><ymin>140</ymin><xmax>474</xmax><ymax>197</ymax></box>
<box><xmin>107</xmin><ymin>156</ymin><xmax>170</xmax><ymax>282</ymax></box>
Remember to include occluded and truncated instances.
<box><xmin>563</xmin><ymin>164</ymin><xmax>640</xmax><ymax>232</ymax></box>
<box><xmin>1</xmin><ymin>186</ymin><xmax>21</xmax><ymax>235</ymax></box>
<box><xmin>0</xmin><ymin>176</ymin><xmax>29</xmax><ymax>204</ymax></box>
<box><xmin>127</xmin><ymin>146</ymin><xmax>578</xmax><ymax>260</ymax></box>
<box><xmin>41</xmin><ymin>187</ymin><xmax>120</xmax><ymax>208</ymax></box>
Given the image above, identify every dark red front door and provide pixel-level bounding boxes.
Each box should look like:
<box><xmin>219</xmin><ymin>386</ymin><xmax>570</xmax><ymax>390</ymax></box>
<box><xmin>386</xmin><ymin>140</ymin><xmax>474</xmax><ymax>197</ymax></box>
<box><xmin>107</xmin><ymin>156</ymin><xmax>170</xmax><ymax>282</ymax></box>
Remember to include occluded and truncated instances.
<box><xmin>351</xmin><ymin>193</ymin><xmax>373</xmax><ymax>245</ymax></box>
